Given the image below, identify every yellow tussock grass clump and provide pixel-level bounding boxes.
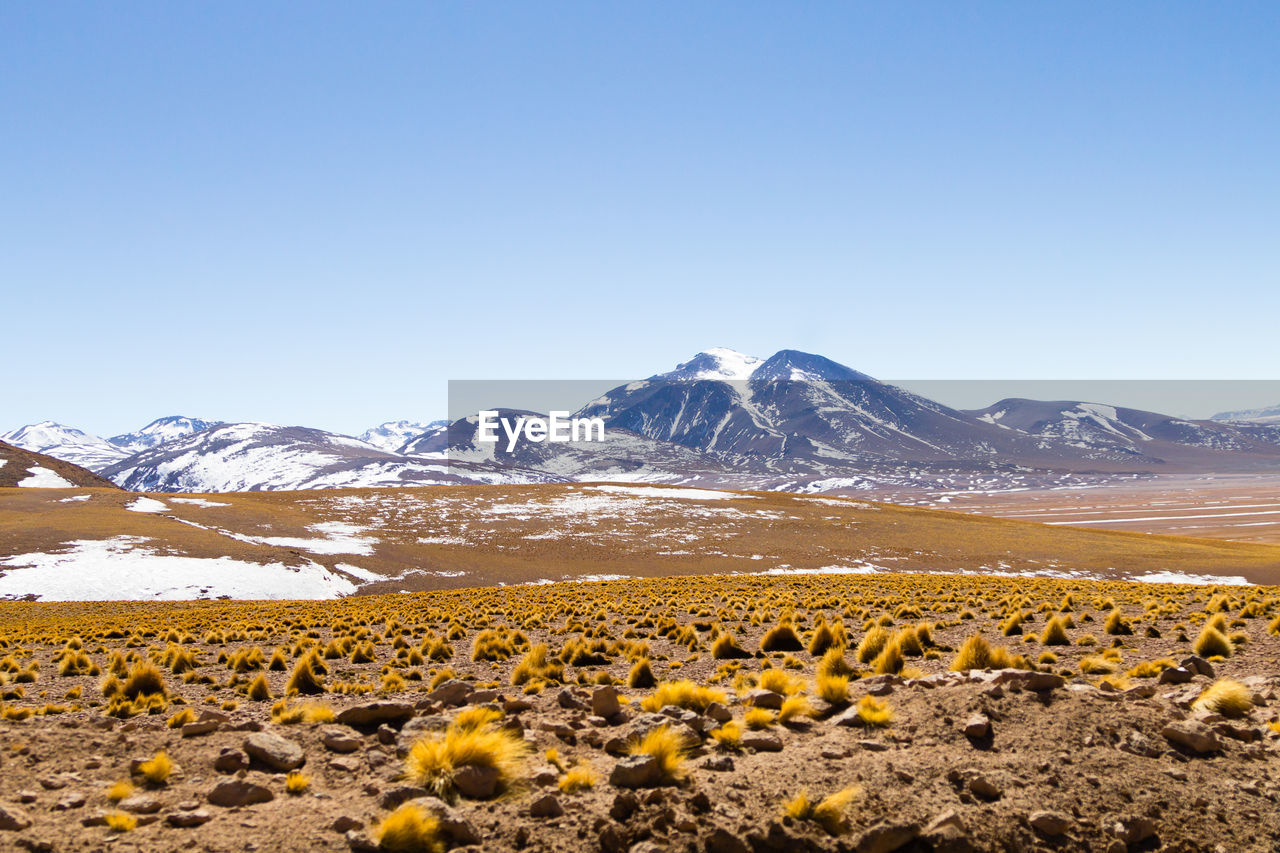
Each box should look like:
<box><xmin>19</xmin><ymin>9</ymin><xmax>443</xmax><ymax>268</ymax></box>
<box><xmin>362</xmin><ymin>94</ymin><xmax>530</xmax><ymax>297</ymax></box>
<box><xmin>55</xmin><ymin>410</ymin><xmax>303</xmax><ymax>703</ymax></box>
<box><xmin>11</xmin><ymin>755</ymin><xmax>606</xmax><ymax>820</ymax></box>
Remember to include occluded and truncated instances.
<box><xmin>1193</xmin><ymin>679</ymin><xmax>1253</xmax><ymax>719</ymax></box>
<box><xmin>375</xmin><ymin>803</ymin><xmax>444</xmax><ymax>853</ymax></box>
<box><xmin>628</xmin><ymin>724</ymin><xmax>689</xmax><ymax>784</ymax></box>
<box><xmin>639</xmin><ymin>681</ymin><xmax>725</xmax><ymax>714</ymax></box>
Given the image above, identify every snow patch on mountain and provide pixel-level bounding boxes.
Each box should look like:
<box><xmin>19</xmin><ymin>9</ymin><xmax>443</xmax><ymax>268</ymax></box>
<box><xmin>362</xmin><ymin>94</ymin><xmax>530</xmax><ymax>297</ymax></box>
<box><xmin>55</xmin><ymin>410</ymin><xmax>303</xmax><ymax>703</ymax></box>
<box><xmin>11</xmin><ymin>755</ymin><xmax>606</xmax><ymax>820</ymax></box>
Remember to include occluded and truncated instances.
<box><xmin>18</xmin><ymin>467</ymin><xmax>77</xmax><ymax>488</ymax></box>
<box><xmin>0</xmin><ymin>536</ymin><xmax>358</xmax><ymax>600</ymax></box>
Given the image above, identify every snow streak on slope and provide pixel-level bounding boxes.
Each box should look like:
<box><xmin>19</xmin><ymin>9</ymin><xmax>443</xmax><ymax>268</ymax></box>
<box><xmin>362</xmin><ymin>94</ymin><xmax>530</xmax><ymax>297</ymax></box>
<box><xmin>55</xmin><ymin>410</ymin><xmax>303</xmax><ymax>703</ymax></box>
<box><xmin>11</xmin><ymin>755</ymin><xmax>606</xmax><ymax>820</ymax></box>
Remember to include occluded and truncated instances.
<box><xmin>0</xmin><ymin>537</ymin><xmax>358</xmax><ymax>600</ymax></box>
<box><xmin>18</xmin><ymin>467</ymin><xmax>76</xmax><ymax>488</ymax></box>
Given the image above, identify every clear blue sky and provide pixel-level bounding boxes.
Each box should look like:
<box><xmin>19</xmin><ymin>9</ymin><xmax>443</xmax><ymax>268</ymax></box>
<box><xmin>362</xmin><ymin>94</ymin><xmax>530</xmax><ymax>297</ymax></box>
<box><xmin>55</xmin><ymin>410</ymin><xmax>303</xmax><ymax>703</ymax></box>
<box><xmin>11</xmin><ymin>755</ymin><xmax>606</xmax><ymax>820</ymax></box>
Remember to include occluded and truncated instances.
<box><xmin>4</xmin><ymin>2</ymin><xmax>1278</xmax><ymax>436</ymax></box>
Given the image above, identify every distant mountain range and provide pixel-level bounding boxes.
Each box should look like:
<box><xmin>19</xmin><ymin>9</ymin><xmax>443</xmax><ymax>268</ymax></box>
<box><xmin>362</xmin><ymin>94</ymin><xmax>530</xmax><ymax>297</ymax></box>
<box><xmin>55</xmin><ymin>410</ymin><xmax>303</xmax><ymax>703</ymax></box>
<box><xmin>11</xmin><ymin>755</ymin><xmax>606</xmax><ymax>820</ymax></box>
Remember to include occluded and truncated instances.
<box><xmin>6</xmin><ymin>350</ymin><xmax>1280</xmax><ymax>493</ymax></box>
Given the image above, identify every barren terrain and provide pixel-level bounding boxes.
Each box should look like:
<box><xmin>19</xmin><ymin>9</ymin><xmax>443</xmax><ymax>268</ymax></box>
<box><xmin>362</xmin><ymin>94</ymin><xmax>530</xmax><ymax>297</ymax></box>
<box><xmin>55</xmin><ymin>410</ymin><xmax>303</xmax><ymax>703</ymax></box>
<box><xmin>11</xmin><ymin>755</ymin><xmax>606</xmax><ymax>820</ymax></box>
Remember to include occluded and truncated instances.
<box><xmin>0</xmin><ymin>573</ymin><xmax>1277</xmax><ymax>852</ymax></box>
<box><xmin>5</xmin><ymin>482</ymin><xmax>1280</xmax><ymax>601</ymax></box>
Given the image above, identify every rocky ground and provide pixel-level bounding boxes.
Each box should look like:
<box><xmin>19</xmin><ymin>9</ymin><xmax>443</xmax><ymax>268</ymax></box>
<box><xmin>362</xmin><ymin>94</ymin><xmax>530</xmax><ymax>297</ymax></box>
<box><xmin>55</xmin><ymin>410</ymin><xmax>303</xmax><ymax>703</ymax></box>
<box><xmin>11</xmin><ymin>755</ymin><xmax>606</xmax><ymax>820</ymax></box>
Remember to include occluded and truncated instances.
<box><xmin>0</xmin><ymin>573</ymin><xmax>1277</xmax><ymax>852</ymax></box>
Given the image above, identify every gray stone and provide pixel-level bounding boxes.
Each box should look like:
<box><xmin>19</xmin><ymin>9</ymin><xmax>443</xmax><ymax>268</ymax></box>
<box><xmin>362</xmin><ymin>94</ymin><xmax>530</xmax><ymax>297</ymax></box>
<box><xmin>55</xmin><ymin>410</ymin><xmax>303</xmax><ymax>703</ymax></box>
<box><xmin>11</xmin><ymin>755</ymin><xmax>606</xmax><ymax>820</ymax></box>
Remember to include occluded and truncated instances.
<box><xmin>609</xmin><ymin>754</ymin><xmax>662</xmax><ymax>788</ymax></box>
<box><xmin>592</xmin><ymin>685</ymin><xmax>621</xmax><ymax>719</ymax></box>
<box><xmin>700</xmin><ymin>754</ymin><xmax>735</xmax><ymax>772</ymax></box>
<box><xmin>243</xmin><ymin>732</ymin><xmax>305</xmax><ymax>771</ymax></box>
<box><xmin>0</xmin><ymin>804</ymin><xmax>33</xmax><ymax>830</ymax></box>
<box><xmin>167</xmin><ymin>809</ymin><xmax>213</xmax><ymax>827</ymax></box>
<box><xmin>962</xmin><ymin>714</ymin><xmax>990</xmax><ymax>739</ymax></box>
<box><xmin>335</xmin><ymin>701</ymin><xmax>414</xmax><ymax>729</ymax></box>
<box><xmin>1029</xmin><ymin>810</ymin><xmax>1073</xmax><ymax>836</ymax></box>
<box><xmin>208</xmin><ymin>780</ymin><xmax>274</xmax><ymax>808</ymax></box>
<box><xmin>53</xmin><ymin>792</ymin><xmax>87</xmax><ymax>811</ymax></box>
<box><xmin>705</xmin><ymin>702</ymin><xmax>733</xmax><ymax>723</ymax></box>
<box><xmin>331</xmin><ymin>816</ymin><xmax>363</xmax><ymax>833</ymax></box>
<box><xmin>181</xmin><ymin>720</ymin><xmax>220</xmax><ymax>737</ymax></box>
<box><xmin>118</xmin><ymin>794</ymin><xmax>163</xmax><ymax>814</ymax></box>
<box><xmin>557</xmin><ymin>687</ymin><xmax>589</xmax><ymax>711</ymax></box>
<box><xmin>1180</xmin><ymin>655</ymin><xmax>1215</xmax><ymax>678</ymax></box>
<box><xmin>322</xmin><ymin>727</ymin><xmax>363</xmax><ymax>753</ymax></box>
<box><xmin>741</xmin><ymin>732</ymin><xmax>783</xmax><ymax>752</ymax></box>
<box><xmin>1161</xmin><ymin>720</ymin><xmax>1221</xmax><ymax>753</ymax></box>
<box><xmin>452</xmin><ymin>764</ymin><xmax>500</xmax><ymax>799</ymax></box>
<box><xmin>529</xmin><ymin>793</ymin><xmax>564</xmax><ymax>818</ymax></box>
<box><xmin>213</xmin><ymin>748</ymin><xmax>249</xmax><ymax>773</ymax></box>
<box><xmin>968</xmin><ymin>776</ymin><xmax>1002</xmax><ymax>801</ymax></box>
<box><xmin>425</xmin><ymin>680</ymin><xmax>472</xmax><ymax>706</ymax></box>
<box><xmin>378</xmin><ymin>785</ymin><xmax>430</xmax><ymax>809</ymax></box>
<box><xmin>328</xmin><ymin>756</ymin><xmax>363</xmax><ymax>774</ymax></box>
<box><xmin>1158</xmin><ymin>666</ymin><xmax>1193</xmax><ymax>684</ymax></box>
<box><xmin>705</xmin><ymin>827</ymin><xmax>750</xmax><ymax>853</ymax></box>
<box><xmin>406</xmin><ymin>797</ymin><xmax>480</xmax><ymax>845</ymax></box>
<box><xmin>744</xmin><ymin>688</ymin><xmax>784</xmax><ymax>710</ymax></box>
<box><xmin>854</xmin><ymin>821</ymin><xmax>918</xmax><ymax>853</ymax></box>
<box><xmin>1112</xmin><ymin>815</ymin><xmax>1158</xmax><ymax>845</ymax></box>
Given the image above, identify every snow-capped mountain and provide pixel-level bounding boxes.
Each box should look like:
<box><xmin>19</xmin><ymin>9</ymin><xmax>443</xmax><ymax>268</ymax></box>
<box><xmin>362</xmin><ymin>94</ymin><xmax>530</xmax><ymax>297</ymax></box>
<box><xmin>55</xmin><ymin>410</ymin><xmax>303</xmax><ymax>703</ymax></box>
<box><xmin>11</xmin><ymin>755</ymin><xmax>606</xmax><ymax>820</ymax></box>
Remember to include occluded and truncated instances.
<box><xmin>0</xmin><ymin>421</ymin><xmax>130</xmax><ymax>471</ymax></box>
<box><xmin>574</xmin><ymin>349</ymin><xmax>1061</xmax><ymax>466</ymax></box>
<box><xmin>98</xmin><ymin>422</ymin><xmax>542</xmax><ymax>492</ymax></box>
<box><xmin>967</xmin><ymin>398</ymin><xmax>1280</xmax><ymax>461</ymax></box>
<box><xmin>109</xmin><ymin>416</ymin><xmax>223</xmax><ymax>453</ymax></box>
<box><xmin>1214</xmin><ymin>403</ymin><xmax>1280</xmax><ymax>425</ymax></box>
<box><xmin>361</xmin><ymin>420</ymin><xmax>448</xmax><ymax>453</ymax></box>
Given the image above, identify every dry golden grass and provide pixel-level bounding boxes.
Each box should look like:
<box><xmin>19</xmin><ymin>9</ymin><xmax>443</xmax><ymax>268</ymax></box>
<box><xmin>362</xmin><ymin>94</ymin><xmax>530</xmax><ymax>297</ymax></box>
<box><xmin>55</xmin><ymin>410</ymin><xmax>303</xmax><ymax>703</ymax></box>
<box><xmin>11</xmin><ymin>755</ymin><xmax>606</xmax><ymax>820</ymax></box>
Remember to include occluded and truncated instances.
<box><xmin>1193</xmin><ymin>679</ymin><xmax>1254</xmax><ymax>718</ymax></box>
<box><xmin>374</xmin><ymin>802</ymin><xmax>444</xmax><ymax>853</ymax></box>
<box><xmin>628</xmin><ymin>724</ymin><xmax>689</xmax><ymax>784</ymax></box>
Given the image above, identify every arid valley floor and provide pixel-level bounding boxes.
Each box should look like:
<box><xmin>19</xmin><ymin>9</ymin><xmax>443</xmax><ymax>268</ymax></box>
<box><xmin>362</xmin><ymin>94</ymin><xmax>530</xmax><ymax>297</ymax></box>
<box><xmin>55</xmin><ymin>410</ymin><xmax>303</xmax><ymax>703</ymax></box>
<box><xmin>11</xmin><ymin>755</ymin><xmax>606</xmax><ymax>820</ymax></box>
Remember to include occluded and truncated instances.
<box><xmin>1</xmin><ymin>482</ymin><xmax>1279</xmax><ymax>852</ymax></box>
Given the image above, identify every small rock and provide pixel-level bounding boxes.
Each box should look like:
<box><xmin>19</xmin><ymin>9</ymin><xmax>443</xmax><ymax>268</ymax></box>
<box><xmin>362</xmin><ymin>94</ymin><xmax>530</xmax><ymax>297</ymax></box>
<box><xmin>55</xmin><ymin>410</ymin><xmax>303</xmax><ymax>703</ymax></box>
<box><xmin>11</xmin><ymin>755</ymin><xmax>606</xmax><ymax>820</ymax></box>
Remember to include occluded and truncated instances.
<box><xmin>592</xmin><ymin>685</ymin><xmax>621</xmax><ymax>719</ymax></box>
<box><xmin>243</xmin><ymin>732</ymin><xmax>306</xmax><ymax>771</ymax></box>
<box><xmin>425</xmin><ymin>680</ymin><xmax>473</xmax><ymax>707</ymax></box>
<box><xmin>705</xmin><ymin>827</ymin><xmax>749</xmax><ymax>853</ymax></box>
<box><xmin>452</xmin><ymin>764</ymin><xmax>501</xmax><ymax>799</ymax></box>
<box><xmin>1029</xmin><ymin>810</ymin><xmax>1073</xmax><ymax>836</ymax></box>
<box><xmin>208</xmin><ymin>780</ymin><xmax>274</xmax><ymax>808</ymax></box>
<box><xmin>529</xmin><ymin>793</ymin><xmax>564</xmax><ymax>818</ymax></box>
<box><xmin>322</xmin><ymin>728</ymin><xmax>363</xmax><ymax>753</ymax></box>
<box><xmin>557</xmin><ymin>688</ymin><xmax>589</xmax><ymax>711</ymax></box>
<box><xmin>53</xmin><ymin>792</ymin><xmax>87</xmax><ymax>811</ymax></box>
<box><xmin>167</xmin><ymin>809</ymin><xmax>213</xmax><ymax>827</ymax></box>
<box><xmin>744</xmin><ymin>689</ymin><xmax>784</xmax><ymax>710</ymax></box>
<box><xmin>328</xmin><ymin>756</ymin><xmax>363</xmax><ymax>774</ymax></box>
<box><xmin>609</xmin><ymin>754</ymin><xmax>661</xmax><ymax>788</ymax></box>
<box><xmin>962</xmin><ymin>714</ymin><xmax>990</xmax><ymax>739</ymax></box>
<box><xmin>378</xmin><ymin>785</ymin><xmax>430</xmax><ymax>810</ymax></box>
<box><xmin>531</xmin><ymin>765</ymin><xmax>560</xmax><ymax>787</ymax></box>
<box><xmin>921</xmin><ymin>809</ymin><xmax>968</xmax><ymax>850</ymax></box>
<box><xmin>740</xmin><ymin>732</ymin><xmax>783</xmax><ymax>752</ymax></box>
<box><xmin>0</xmin><ymin>805</ymin><xmax>32</xmax><ymax>831</ymax></box>
<box><xmin>118</xmin><ymin>794</ymin><xmax>163</xmax><ymax>814</ymax></box>
<box><xmin>968</xmin><ymin>776</ymin><xmax>1002</xmax><ymax>801</ymax></box>
<box><xmin>857</xmin><ymin>739</ymin><xmax>890</xmax><ymax>752</ymax></box>
<box><xmin>331</xmin><ymin>816</ymin><xmax>363</xmax><ymax>833</ymax></box>
<box><xmin>1162</xmin><ymin>720</ymin><xmax>1222</xmax><ymax>754</ymax></box>
<box><xmin>854</xmin><ymin>820</ymin><xmax>918</xmax><ymax>853</ymax></box>
<box><xmin>346</xmin><ymin>829</ymin><xmax>378</xmax><ymax>853</ymax></box>
<box><xmin>405</xmin><ymin>797</ymin><xmax>480</xmax><ymax>845</ymax></box>
<box><xmin>15</xmin><ymin>791</ymin><xmax>37</xmax><ymax>804</ymax></box>
<box><xmin>1158</xmin><ymin>666</ymin><xmax>1193</xmax><ymax>685</ymax></box>
<box><xmin>182</xmin><ymin>719</ymin><xmax>221</xmax><ymax>738</ymax></box>
<box><xmin>700</xmin><ymin>755</ymin><xmax>735</xmax><ymax>772</ymax></box>
<box><xmin>214</xmin><ymin>748</ymin><xmax>249</xmax><ymax>774</ymax></box>
<box><xmin>335</xmin><ymin>701</ymin><xmax>415</xmax><ymax>730</ymax></box>
<box><xmin>1113</xmin><ymin>815</ymin><xmax>1158</xmax><ymax>845</ymax></box>
<box><xmin>705</xmin><ymin>702</ymin><xmax>733</xmax><ymax>724</ymax></box>
<box><xmin>610</xmin><ymin>791</ymin><xmax>639</xmax><ymax>821</ymax></box>
<box><xmin>1180</xmin><ymin>655</ymin><xmax>1215</xmax><ymax>678</ymax></box>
